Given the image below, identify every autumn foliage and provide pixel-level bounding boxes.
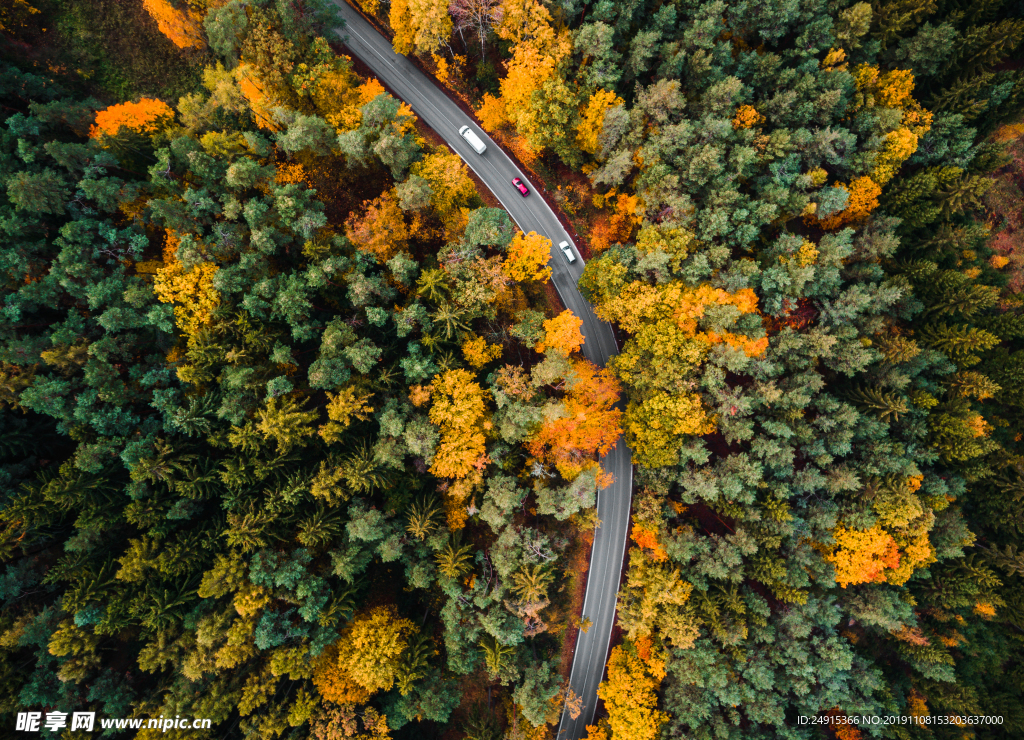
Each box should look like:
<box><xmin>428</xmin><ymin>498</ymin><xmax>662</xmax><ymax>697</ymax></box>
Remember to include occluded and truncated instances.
<box><xmin>504</xmin><ymin>230</ymin><xmax>553</xmax><ymax>283</ymax></box>
<box><xmin>410</xmin><ymin>152</ymin><xmax>477</xmax><ymax>236</ymax></box>
<box><xmin>535</xmin><ymin>310</ymin><xmax>584</xmax><ymax>355</ymax></box>
<box><xmin>526</xmin><ymin>359</ymin><xmax>622</xmax><ymax>479</ymax></box>
<box><xmin>577</xmin><ymin>89</ymin><xmax>624</xmax><ymax>154</ymax></box>
<box><xmin>812</xmin><ymin>66</ymin><xmax>931</xmax><ymax>228</ymax></box>
<box><xmin>153</xmin><ymin>231</ymin><xmax>220</xmax><ymax>344</ymax></box>
<box><xmin>310</xmin><ymin>67</ymin><xmax>381</xmax><ymax>132</ymax></box>
<box><xmin>591</xmin><ymin>193</ymin><xmax>642</xmax><ymax>252</ymax></box>
<box><xmin>815</xmin><ymin>176</ymin><xmax>883</xmax><ymax>229</ymax></box>
<box><xmin>629</xmin><ymin>524</ymin><xmax>668</xmax><ymax>562</ymax></box>
<box><xmin>731</xmin><ymin>104</ymin><xmax>764</xmax><ymax>130</ymax></box>
<box><xmin>390</xmin><ymin>0</ymin><xmax>452</xmax><ymax>56</ymax></box>
<box><xmin>825</xmin><ymin>525</ymin><xmax>901</xmax><ymax>588</ymax></box>
<box><xmin>313</xmin><ymin>606</ymin><xmax>416</xmax><ymax>703</ymax></box>
<box><xmin>477</xmin><ymin>93</ymin><xmax>509</xmax><ymax>132</ymax></box>
<box><xmin>462</xmin><ymin>335</ymin><xmax>502</xmax><ymax>368</ymax></box>
<box><xmin>345</xmin><ymin>191</ymin><xmax>409</xmax><ymax>262</ymax></box>
<box><xmin>597</xmin><ymin>642</ymin><xmax>668</xmax><ymax>740</ymax></box>
<box><xmin>495</xmin><ymin>0</ymin><xmax>572</xmax><ymax>145</ymax></box>
<box><xmin>235</xmin><ymin>65</ymin><xmax>279</xmax><ymax>131</ymax></box>
<box><xmin>427</xmin><ymin>369</ymin><xmax>490</xmax><ymax>480</ymax></box>
<box><xmin>142</xmin><ymin>0</ymin><xmax>204</xmax><ymax>50</ymax></box>
<box><xmin>590</xmin><ymin>279</ymin><xmax>767</xmax><ymax>467</ymax></box>
<box><xmin>89</xmin><ymin>99</ymin><xmax>175</xmax><ymax>139</ymax></box>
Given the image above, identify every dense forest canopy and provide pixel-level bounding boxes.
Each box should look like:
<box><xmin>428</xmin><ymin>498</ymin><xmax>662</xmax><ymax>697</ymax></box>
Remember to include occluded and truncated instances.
<box><xmin>1</xmin><ymin>0</ymin><xmax>1024</xmax><ymax>739</ymax></box>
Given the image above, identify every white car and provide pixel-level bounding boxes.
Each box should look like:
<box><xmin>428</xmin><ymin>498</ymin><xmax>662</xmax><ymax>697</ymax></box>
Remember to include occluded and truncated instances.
<box><xmin>458</xmin><ymin>125</ymin><xmax>487</xmax><ymax>154</ymax></box>
<box><xmin>559</xmin><ymin>240</ymin><xmax>576</xmax><ymax>263</ymax></box>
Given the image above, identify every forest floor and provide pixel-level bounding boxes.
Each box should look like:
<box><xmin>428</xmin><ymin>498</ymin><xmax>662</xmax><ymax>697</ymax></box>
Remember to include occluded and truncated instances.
<box><xmin>6</xmin><ymin>0</ymin><xmax>208</xmax><ymax>101</ymax></box>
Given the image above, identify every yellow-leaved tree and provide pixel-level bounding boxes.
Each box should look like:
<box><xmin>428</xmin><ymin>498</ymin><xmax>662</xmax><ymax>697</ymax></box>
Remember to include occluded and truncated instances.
<box><xmin>825</xmin><ymin>525</ymin><xmax>901</xmax><ymax>588</ymax></box>
<box><xmin>427</xmin><ymin>369</ymin><xmax>490</xmax><ymax>480</ymax></box>
<box><xmin>308</xmin><ymin>63</ymin><xmax>370</xmax><ymax>132</ymax></box>
<box><xmin>495</xmin><ymin>0</ymin><xmax>572</xmax><ymax>143</ymax></box>
<box><xmin>410</xmin><ymin>151</ymin><xmax>478</xmax><ymax>237</ymax></box>
<box><xmin>823</xmin><ymin>475</ymin><xmax>937</xmax><ymax>587</ymax></box>
<box><xmin>597</xmin><ymin>641</ymin><xmax>668</xmax><ymax>740</ymax></box>
<box><xmin>814</xmin><ymin>65</ymin><xmax>931</xmax><ymax>229</ymax></box>
<box><xmin>313</xmin><ymin>606</ymin><xmax>416</xmax><ymax>703</ymax></box>
<box><xmin>616</xmin><ymin>549</ymin><xmax>698</xmax><ymax>649</ymax></box>
<box><xmin>535</xmin><ymin>310</ymin><xmax>583</xmax><ymax>355</ymax></box>
<box><xmin>477</xmin><ymin>93</ymin><xmax>509</xmax><ymax>132</ymax></box>
<box><xmin>504</xmin><ymin>230</ymin><xmax>552</xmax><ymax>283</ymax></box>
<box><xmin>320</xmin><ymin>387</ymin><xmax>375</xmax><ymax>443</ymax></box>
<box><xmin>593</xmin><ymin>282</ymin><xmax>766</xmax><ymax>467</ymax></box>
<box><xmin>0</xmin><ymin>1</ymin><xmax>39</xmax><ymax>35</ymax></box>
<box><xmin>426</xmin><ymin>368</ymin><xmax>493</xmax><ymax>528</ymax></box>
<box><xmin>462</xmin><ymin>335</ymin><xmax>502</xmax><ymax>368</ymax></box>
<box><xmin>153</xmin><ymin>231</ymin><xmax>220</xmax><ymax>346</ymax></box>
<box><xmin>391</xmin><ymin>0</ymin><xmax>453</xmax><ymax>55</ymax></box>
<box><xmin>577</xmin><ymin>89</ymin><xmax>624</xmax><ymax>155</ymax></box>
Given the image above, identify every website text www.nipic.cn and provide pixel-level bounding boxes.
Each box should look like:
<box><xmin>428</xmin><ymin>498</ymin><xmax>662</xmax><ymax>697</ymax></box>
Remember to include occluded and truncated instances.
<box><xmin>16</xmin><ymin>712</ymin><xmax>213</xmax><ymax>733</ymax></box>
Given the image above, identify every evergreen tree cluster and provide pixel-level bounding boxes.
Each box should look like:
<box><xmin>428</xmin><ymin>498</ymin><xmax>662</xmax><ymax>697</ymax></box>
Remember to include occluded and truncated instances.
<box><xmin>546</xmin><ymin>0</ymin><xmax>1024</xmax><ymax>736</ymax></box>
<box><xmin>0</xmin><ymin>3</ymin><xmax>615</xmax><ymax>738</ymax></box>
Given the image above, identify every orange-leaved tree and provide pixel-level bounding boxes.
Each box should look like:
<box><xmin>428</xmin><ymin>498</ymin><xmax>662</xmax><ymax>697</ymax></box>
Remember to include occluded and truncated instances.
<box><xmin>629</xmin><ymin>522</ymin><xmax>668</xmax><ymax>563</ymax></box>
<box><xmin>824</xmin><ymin>524</ymin><xmax>902</xmax><ymax>588</ymax></box>
<box><xmin>495</xmin><ymin>0</ymin><xmax>571</xmax><ymax>145</ymax></box>
<box><xmin>504</xmin><ymin>230</ymin><xmax>552</xmax><ymax>283</ymax></box>
<box><xmin>142</xmin><ymin>0</ymin><xmax>204</xmax><ymax>50</ymax></box>
<box><xmin>731</xmin><ymin>104</ymin><xmax>765</xmax><ymax>130</ymax></box>
<box><xmin>535</xmin><ymin>310</ymin><xmax>583</xmax><ymax>355</ymax></box>
<box><xmin>526</xmin><ymin>359</ymin><xmax>622</xmax><ymax>480</ymax></box>
<box><xmin>345</xmin><ymin>191</ymin><xmax>409</xmax><ymax>262</ymax></box>
<box><xmin>90</xmin><ymin>99</ymin><xmax>175</xmax><ymax>139</ymax></box>
<box><xmin>814</xmin><ymin>176</ymin><xmax>883</xmax><ymax>230</ymax></box>
<box><xmin>234</xmin><ymin>64</ymin><xmax>279</xmax><ymax>131</ymax></box>
<box><xmin>813</xmin><ymin>64</ymin><xmax>931</xmax><ymax>228</ymax></box>
<box><xmin>590</xmin><ymin>192</ymin><xmax>643</xmax><ymax>252</ymax></box>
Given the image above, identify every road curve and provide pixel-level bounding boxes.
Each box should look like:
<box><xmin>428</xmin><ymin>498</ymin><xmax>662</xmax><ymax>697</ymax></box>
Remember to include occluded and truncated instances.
<box><xmin>329</xmin><ymin>5</ymin><xmax>632</xmax><ymax>737</ymax></box>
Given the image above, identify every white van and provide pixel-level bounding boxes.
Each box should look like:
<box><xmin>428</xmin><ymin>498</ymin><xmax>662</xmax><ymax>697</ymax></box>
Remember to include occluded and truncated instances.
<box><xmin>559</xmin><ymin>240</ymin><xmax>576</xmax><ymax>263</ymax></box>
<box><xmin>459</xmin><ymin>125</ymin><xmax>487</xmax><ymax>155</ymax></box>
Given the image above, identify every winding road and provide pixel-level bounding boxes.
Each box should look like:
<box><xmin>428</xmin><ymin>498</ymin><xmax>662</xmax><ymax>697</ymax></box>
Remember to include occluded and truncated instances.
<box><xmin>329</xmin><ymin>4</ymin><xmax>633</xmax><ymax>738</ymax></box>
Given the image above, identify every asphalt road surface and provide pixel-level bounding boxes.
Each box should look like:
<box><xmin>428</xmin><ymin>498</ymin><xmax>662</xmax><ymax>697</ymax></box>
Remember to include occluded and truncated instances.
<box><xmin>330</xmin><ymin>4</ymin><xmax>634</xmax><ymax>737</ymax></box>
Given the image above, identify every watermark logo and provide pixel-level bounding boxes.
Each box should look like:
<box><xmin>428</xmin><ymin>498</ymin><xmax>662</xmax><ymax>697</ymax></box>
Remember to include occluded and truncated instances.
<box><xmin>16</xmin><ymin>712</ymin><xmax>95</xmax><ymax>732</ymax></box>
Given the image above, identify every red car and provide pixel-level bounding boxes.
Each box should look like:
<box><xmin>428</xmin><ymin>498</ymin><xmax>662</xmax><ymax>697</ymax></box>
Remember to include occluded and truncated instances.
<box><xmin>512</xmin><ymin>177</ymin><xmax>529</xmax><ymax>197</ymax></box>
